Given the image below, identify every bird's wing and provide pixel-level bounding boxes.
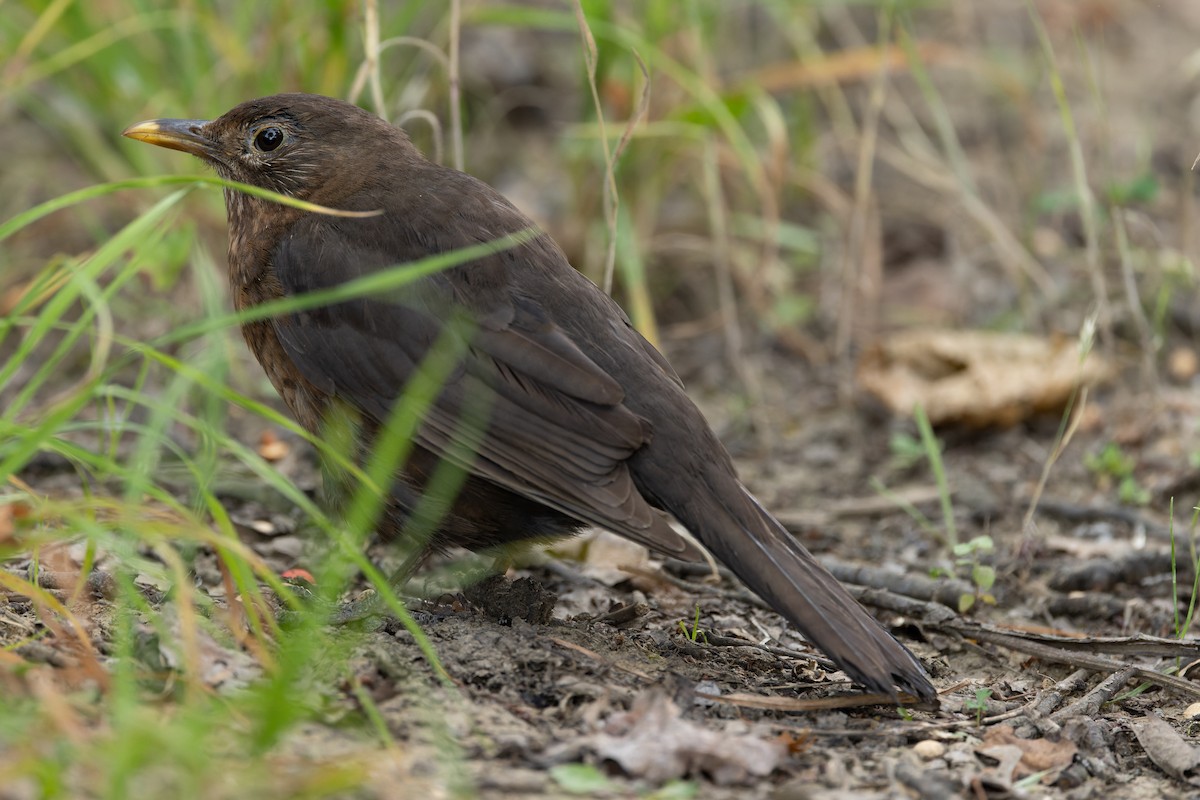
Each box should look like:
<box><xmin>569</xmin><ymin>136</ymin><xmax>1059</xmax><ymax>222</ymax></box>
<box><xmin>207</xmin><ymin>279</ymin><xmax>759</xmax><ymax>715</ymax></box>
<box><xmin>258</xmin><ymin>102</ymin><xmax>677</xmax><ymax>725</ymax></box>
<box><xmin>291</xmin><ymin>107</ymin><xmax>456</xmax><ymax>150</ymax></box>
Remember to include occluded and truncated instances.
<box><xmin>268</xmin><ymin>219</ymin><xmax>701</xmax><ymax>559</ymax></box>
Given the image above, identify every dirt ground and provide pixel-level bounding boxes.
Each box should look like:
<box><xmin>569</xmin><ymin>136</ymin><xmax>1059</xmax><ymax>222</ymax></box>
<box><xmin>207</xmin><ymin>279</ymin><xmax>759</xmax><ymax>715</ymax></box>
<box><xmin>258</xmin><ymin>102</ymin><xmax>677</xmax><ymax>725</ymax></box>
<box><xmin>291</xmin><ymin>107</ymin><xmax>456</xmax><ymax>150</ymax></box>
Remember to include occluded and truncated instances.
<box><xmin>6</xmin><ymin>1</ymin><xmax>1200</xmax><ymax>798</ymax></box>
<box><xmin>10</xmin><ymin>346</ymin><xmax>1200</xmax><ymax>799</ymax></box>
<box><xmin>323</xmin><ymin>365</ymin><xmax>1200</xmax><ymax>800</ymax></box>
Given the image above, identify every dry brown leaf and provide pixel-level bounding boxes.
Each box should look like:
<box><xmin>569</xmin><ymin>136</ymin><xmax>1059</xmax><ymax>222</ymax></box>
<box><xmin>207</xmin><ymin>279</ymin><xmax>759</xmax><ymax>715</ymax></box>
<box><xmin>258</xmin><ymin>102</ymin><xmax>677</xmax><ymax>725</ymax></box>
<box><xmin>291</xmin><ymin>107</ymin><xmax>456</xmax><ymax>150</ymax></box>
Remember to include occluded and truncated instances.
<box><xmin>583</xmin><ymin>690</ymin><xmax>784</xmax><ymax>785</ymax></box>
<box><xmin>857</xmin><ymin>329</ymin><xmax>1111</xmax><ymax>427</ymax></box>
<box><xmin>1131</xmin><ymin>715</ymin><xmax>1200</xmax><ymax>786</ymax></box>
<box><xmin>750</xmin><ymin>42</ymin><xmax>966</xmax><ymax>91</ymax></box>
<box><xmin>0</xmin><ymin>269</ymin><xmax>71</xmax><ymax>316</ymax></box>
<box><xmin>0</xmin><ymin>503</ymin><xmax>14</xmax><ymax>543</ymax></box>
<box><xmin>977</xmin><ymin>725</ymin><xmax>1077</xmax><ymax>784</ymax></box>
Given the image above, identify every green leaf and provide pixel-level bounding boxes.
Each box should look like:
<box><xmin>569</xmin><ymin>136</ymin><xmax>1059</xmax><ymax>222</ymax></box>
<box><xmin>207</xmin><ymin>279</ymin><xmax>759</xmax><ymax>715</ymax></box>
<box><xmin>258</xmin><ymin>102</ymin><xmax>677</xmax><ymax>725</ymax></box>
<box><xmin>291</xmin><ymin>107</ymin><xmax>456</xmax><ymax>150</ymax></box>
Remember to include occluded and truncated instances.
<box><xmin>1105</xmin><ymin>173</ymin><xmax>1158</xmax><ymax>206</ymax></box>
<box><xmin>968</xmin><ymin>535</ymin><xmax>995</xmax><ymax>553</ymax></box>
<box><xmin>888</xmin><ymin>431</ymin><xmax>925</xmax><ymax>469</ymax></box>
<box><xmin>647</xmin><ymin>780</ymin><xmax>700</xmax><ymax>800</ymax></box>
<box><xmin>770</xmin><ymin>293</ymin><xmax>814</xmax><ymax>328</ymax></box>
<box><xmin>674</xmin><ymin>89</ymin><xmax>751</xmax><ymax>127</ymax></box>
<box><xmin>972</xmin><ymin>565</ymin><xmax>996</xmax><ymax>592</ymax></box>
<box><xmin>549</xmin><ymin>763</ymin><xmax>614</xmax><ymax>794</ymax></box>
<box><xmin>1118</xmin><ymin>476</ymin><xmax>1149</xmax><ymax>506</ymax></box>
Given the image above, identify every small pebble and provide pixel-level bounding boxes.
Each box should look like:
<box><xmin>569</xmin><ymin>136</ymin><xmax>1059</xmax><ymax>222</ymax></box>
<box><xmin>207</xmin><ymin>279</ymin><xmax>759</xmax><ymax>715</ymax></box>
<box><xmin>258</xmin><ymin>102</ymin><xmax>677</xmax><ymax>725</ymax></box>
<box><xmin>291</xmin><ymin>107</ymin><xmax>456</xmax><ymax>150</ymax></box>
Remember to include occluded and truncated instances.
<box><xmin>1168</xmin><ymin>347</ymin><xmax>1199</xmax><ymax>383</ymax></box>
<box><xmin>913</xmin><ymin>739</ymin><xmax>946</xmax><ymax>760</ymax></box>
<box><xmin>694</xmin><ymin>680</ymin><xmax>722</xmax><ymax>707</ymax></box>
<box><xmin>1184</xmin><ymin>702</ymin><xmax>1200</xmax><ymax>719</ymax></box>
<box><xmin>1031</xmin><ymin>226</ymin><xmax>1063</xmax><ymax>258</ymax></box>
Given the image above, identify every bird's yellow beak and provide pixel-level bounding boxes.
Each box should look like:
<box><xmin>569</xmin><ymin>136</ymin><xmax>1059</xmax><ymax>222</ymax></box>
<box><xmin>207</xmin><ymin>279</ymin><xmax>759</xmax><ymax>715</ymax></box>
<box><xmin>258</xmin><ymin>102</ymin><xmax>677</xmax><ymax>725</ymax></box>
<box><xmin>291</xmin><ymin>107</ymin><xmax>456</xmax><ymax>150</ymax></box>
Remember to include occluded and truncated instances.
<box><xmin>122</xmin><ymin>118</ymin><xmax>214</xmax><ymax>158</ymax></box>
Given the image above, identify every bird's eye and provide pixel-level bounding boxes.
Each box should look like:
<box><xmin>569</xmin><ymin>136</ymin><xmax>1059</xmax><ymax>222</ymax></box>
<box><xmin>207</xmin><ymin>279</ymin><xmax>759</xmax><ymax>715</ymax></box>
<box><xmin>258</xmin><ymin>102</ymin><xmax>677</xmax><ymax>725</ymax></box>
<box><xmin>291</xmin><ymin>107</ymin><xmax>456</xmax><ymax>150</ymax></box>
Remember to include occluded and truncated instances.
<box><xmin>253</xmin><ymin>126</ymin><xmax>285</xmax><ymax>152</ymax></box>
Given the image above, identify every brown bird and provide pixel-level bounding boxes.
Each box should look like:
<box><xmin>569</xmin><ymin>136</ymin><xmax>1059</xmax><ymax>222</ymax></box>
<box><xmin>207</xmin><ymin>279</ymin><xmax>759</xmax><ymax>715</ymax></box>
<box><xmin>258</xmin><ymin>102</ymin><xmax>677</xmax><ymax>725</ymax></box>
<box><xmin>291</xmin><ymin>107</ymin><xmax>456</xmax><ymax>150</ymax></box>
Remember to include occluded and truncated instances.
<box><xmin>123</xmin><ymin>93</ymin><xmax>935</xmax><ymax>701</ymax></box>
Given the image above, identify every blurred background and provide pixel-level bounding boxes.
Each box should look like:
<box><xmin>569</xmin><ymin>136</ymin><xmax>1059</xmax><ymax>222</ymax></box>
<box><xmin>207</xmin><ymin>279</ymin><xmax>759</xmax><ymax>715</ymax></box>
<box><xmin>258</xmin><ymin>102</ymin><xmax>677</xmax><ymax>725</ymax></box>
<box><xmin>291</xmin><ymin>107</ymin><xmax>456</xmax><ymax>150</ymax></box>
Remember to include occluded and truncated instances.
<box><xmin>8</xmin><ymin>1</ymin><xmax>1198</xmax><ymax>402</ymax></box>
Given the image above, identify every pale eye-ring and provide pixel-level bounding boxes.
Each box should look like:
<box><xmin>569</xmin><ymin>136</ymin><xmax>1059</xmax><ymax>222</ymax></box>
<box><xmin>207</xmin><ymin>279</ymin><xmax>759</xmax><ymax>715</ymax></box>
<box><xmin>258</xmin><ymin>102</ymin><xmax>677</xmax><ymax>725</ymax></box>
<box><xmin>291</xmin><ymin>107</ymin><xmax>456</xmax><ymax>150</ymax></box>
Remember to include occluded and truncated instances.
<box><xmin>253</xmin><ymin>126</ymin><xmax>285</xmax><ymax>152</ymax></box>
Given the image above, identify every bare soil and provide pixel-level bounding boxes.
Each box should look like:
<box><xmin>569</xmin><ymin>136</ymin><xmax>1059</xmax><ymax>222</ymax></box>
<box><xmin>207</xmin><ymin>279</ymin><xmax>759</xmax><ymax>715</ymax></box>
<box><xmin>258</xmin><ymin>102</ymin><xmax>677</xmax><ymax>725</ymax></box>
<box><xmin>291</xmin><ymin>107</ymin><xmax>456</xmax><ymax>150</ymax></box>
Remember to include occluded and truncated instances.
<box><xmin>9</xmin><ymin>346</ymin><xmax>1200</xmax><ymax>798</ymax></box>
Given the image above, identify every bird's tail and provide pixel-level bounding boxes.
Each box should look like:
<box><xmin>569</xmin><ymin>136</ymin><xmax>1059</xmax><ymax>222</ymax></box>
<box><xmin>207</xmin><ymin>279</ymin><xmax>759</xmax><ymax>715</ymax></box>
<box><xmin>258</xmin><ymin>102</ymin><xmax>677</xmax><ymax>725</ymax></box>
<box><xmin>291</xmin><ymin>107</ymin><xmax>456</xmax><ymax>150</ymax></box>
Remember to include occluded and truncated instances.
<box><xmin>684</xmin><ymin>482</ymin><xmax>936</xmax><ymax>702</ymax></box>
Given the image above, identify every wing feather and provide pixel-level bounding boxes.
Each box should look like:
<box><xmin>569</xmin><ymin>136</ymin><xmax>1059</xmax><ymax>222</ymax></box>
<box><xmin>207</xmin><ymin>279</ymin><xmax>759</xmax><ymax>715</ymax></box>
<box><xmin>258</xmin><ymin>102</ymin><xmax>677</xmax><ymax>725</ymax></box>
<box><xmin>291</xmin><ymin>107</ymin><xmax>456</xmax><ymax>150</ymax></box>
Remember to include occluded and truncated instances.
<box><xmin>270</xmin><ymin>218</ymin><xmax>700</xmax><ymax>558</ymax></box>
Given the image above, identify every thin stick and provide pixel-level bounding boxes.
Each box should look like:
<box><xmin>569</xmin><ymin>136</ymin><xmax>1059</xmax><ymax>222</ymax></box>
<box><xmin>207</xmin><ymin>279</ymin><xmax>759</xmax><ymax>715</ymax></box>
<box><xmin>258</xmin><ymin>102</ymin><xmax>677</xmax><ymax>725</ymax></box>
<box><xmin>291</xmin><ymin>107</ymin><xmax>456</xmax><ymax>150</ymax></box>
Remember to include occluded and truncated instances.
<box><xmin>1027</xmin><ymin>0</ymin><xmax>1111</xmax><ymax>348</ymax></box>
<box><xmin>836</xmin><ymin>5</ymin><xmax>890</xmax><ymax>387</ymax></box>
<box><xmin>448</xmin><ymin>0</ymin><xmax>463</xmax><ymax>171</ymax></box>
<box><xmin>362</xmin><ymin>0</ymin><xmax>386</xmax><ymax>119</ymax></box>
<box><xmin>573</xmin><ymin>0</ymin><xmax>643</xmax><ymax>297</ymax></box>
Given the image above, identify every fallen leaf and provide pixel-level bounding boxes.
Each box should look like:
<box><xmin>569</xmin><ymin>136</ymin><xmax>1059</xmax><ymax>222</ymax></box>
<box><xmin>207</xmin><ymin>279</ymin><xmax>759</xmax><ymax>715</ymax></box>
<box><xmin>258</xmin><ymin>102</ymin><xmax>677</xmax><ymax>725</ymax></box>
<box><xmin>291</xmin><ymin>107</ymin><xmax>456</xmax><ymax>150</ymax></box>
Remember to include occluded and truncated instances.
<box><xmin>857</xmin><ymin>329</ymin><xmax>1111</xmax><ymax>427</ymax></box>
<box><xmin>977</xmin><ymin>725</ymin><xmax>1077</xmax><ymax>784</ymax></box>
<box><xmin>1131</xmin><ymin>715</ymin><xmax>1200</xmax><ymax>786</ymax></box>
<box><xmin>0</xmin><ymin>503</ymin><xmax>14</xmax><ymax>543</ymax></box>
<box><xmin>582</xmin><ymin>690</ymin><xmax>784</xmax><ymax>785</ymax></box>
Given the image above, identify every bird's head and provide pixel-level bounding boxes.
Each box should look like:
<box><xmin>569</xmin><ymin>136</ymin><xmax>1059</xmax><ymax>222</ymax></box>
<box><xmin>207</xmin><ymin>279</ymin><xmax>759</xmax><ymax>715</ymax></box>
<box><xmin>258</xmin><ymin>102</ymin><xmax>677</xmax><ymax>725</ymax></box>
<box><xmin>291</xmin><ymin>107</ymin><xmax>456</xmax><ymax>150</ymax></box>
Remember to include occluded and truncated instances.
<box><xmin>123</xmin><ymin>93</ymin><xmax>410</xmax><ymax>206</ymax></box>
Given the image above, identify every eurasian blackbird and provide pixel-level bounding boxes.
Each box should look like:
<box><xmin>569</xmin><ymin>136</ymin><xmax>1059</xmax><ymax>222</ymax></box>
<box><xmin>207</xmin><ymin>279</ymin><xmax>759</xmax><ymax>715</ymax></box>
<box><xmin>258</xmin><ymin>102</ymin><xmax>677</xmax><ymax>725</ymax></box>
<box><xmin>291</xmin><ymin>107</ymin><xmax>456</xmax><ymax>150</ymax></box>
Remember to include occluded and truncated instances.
<box><xmin>123</xmin><ymin>93</ymin><xmax>935</xmax><ymax>701</ymax></box>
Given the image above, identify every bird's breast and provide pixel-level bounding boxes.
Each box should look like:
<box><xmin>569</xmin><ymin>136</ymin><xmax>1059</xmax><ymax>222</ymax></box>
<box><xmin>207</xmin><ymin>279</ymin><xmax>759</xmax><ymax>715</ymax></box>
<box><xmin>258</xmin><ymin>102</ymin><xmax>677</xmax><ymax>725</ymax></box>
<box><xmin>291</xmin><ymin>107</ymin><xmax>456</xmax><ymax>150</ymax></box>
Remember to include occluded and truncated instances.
<box><xmin>239</xmin><ymin>319</ymin><xmax>328</xmax><ymax>433</ymax></box>
<box><xmin>228</xmin><ymin>252</ymin><xmax>328</xmax><ymax>433</ymax></box>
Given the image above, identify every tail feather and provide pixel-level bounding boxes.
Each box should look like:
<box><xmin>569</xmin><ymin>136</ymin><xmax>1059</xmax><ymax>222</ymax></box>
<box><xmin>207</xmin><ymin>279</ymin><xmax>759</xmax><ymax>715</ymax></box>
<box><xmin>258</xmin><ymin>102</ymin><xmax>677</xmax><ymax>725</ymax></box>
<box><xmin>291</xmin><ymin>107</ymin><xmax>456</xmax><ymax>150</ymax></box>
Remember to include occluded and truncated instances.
<box><xmin>687</xmin><ymin>484</ymin><xmax>936</xmax><ymax>702</ymax></box>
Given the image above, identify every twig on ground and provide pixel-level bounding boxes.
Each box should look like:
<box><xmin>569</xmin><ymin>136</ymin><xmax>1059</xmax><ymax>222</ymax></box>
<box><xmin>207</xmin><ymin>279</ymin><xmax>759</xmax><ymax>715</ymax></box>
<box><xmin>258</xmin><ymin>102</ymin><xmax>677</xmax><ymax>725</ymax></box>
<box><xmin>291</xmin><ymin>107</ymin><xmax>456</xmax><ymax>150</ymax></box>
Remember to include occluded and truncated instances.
<box><xmin>1029</xmin><ymin>496</ymin><xmax>1174</xmax><ymax>542</ymax></box>
<box><xmin>1045</xmin><ymin>592</ymin><xmax>1131</xmax><ymax>622</ymax></box>
<box><xmin>826</xmin><ymin>559</ymin><xmax>973</xmax><ymax>610</ymax></box>
<box><xmin>591</xmin><ymin>602</ymin><xmax>649</xmax><ymax>627</ymax></box>
<box><xmin>963</xmin><ymin>628</ymin><xmax>1199</xmax><ymax>700</ymax></box>
<box><xmin>1030</xmin><ymin>669</ymin><xmax>1091</xmax><ymax>719</ymax></box>
<box><xmin>547</xmin><ymin>636</ymin><xmax>653</xmax><ymax>682</ymax></box>
<box><xmin>703</xmin><ymin>632</ymin><xmax>838</xmax><ymax>673</ymax></box>
<box><xmin>1049</xmin><ymin>666</ymin><xmax>1137</xmax><ymax>723</ymax></box>
<box><xmin>1050</xmin><ymin>551</ymin><xmax>1185</xmax><ymax>592</ymax></box>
